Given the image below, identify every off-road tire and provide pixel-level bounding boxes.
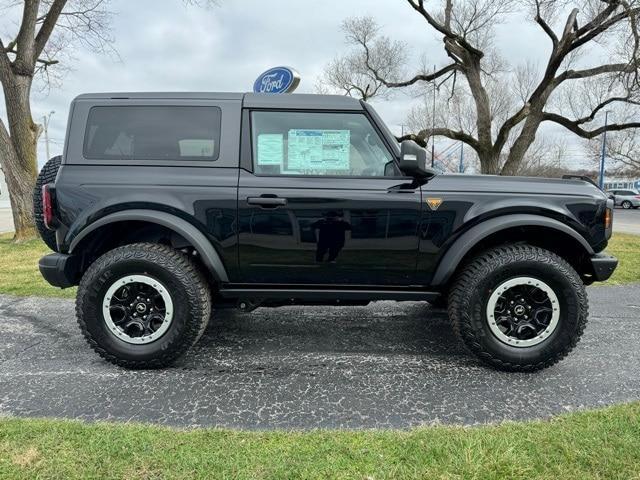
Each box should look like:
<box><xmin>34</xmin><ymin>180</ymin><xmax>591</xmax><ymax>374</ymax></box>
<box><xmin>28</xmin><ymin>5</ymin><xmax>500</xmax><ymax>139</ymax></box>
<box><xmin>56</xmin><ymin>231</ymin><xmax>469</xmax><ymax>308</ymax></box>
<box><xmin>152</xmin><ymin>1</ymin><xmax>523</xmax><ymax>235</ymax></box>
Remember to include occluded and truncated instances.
<box><xmin>76</xmin><ymin>243</ymin><xmax>211</xmax><ymax>369</ymax></box>
<box><xmin>33</xmin><ymin>155</ymin><xmax>62</xmax><ymax>251</ymax></box>
<box><xmin>448</xmin><ymin>244</ymin><xmax>588</xmax><ymax>372</ymax></box>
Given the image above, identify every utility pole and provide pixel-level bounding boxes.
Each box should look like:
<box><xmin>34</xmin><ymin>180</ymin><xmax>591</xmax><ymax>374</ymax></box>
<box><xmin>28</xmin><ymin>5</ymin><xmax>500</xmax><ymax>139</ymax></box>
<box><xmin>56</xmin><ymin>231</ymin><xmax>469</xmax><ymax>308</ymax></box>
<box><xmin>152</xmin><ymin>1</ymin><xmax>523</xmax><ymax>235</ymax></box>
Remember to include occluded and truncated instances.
<box><xmin>459</xmin><ymin>143</ymin><xmax>464</xmax><ymax>173</ymax></box>
<box><xmin>43</xmin><ymin>111</ymin><xmax>55</xmax><ymax>160</ymax></box>
<box><xmin>431</xmin><ymin>64</ymin><xmax>436</xmax><ymax>167</ymax></box>
<box><xmin>599</xmin><ymin>110</ymin><xmax>609</xmax><ymax>189</ymax></box>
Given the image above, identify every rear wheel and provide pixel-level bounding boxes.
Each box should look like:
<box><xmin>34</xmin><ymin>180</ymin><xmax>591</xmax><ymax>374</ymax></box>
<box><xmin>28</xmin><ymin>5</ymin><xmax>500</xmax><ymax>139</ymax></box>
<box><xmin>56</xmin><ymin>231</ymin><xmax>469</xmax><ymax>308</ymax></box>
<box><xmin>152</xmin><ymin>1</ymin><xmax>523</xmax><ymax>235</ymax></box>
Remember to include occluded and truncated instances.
<box><xmin>448</xmin><ymin>244</ymin><xmax>588</xmax><ymax>372</ymax></box>
<box><xmin>33</xmin><ymin>156</ymin><xmax>62</xmax><ymax>251</ymax></box>
<box><xmin>76</xmin><ymin>243</ymin><xmax>211</xmax><ymax>368</ymax></box>
<box><xmin>622</xmin><ymin>200</ymin><xmax>632</xmax><ymax>209</ymax></box>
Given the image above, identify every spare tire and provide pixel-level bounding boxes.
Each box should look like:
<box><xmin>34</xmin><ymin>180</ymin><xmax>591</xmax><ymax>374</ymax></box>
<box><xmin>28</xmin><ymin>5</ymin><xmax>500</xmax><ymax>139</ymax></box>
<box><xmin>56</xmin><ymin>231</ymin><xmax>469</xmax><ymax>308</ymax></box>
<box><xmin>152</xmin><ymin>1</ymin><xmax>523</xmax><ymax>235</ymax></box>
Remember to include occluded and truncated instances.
<box><xmin>33</xmin><ymin>155</ymin><xmax>62</xmax><ymax>251</ymax></box>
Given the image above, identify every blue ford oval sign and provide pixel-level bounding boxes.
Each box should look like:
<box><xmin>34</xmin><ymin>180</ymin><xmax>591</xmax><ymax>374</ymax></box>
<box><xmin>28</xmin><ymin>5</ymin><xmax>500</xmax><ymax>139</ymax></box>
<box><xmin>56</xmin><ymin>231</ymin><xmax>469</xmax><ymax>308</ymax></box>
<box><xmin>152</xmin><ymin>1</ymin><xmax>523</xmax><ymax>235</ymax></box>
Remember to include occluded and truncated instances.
<box><xmin>253</xmin><ymin>66</ymin><xmax>300</xmax><ymax>94</ymax></box>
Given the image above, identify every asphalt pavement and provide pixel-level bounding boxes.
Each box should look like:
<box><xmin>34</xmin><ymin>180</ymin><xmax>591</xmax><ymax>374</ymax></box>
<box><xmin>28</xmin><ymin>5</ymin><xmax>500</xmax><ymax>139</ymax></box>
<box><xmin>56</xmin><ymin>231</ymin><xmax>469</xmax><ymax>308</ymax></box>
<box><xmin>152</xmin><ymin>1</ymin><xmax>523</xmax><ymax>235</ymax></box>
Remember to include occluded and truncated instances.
<box><xmin>0</xmin><ymin>284</ymin><xmax>639</xmax><ymax>429</ymax></box>
<box><xmin>0</xmin><ymin>208</ymin><xmax>13</xmax><ymax>234</ymax></box>
<box><xmin>614</xmin><ymin>207</ymin><xmax>640</xmax><ymax>235</ymax></box>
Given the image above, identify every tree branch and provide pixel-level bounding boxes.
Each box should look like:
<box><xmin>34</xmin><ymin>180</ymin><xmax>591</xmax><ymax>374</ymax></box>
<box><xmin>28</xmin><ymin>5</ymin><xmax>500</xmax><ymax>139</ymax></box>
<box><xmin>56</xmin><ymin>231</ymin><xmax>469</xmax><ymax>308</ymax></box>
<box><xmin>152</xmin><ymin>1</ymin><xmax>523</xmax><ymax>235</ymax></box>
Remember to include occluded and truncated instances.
<box><xmin>494</xmin><ymin>103</ymin><xmax>530</xmax><ymax>154</ymax></box>
<box><xmin>370</xmin><ymin>62</ymin><xmax>460</xmax><ymax>88</ymax></box>
<box><xmin>398</xmin><ymin>127</ymin><xmax>480</xmax><ymax>151</ymax></box>
<box><xmin>543</xmin><ymin>112</ymin><xmax>640</xmax><ymax>138</ymax></box>
<box><xmin>560</xmin><ymin>8</ymin><xmax>579</xmax><ymax>44</ymax></box>
<box><xmin>535</xmin><ymin>11</ymin><xmax>558</xmax><ymax>48</ymax></box>
<box><xmin>13</xmin><ymin>0</ymin><xmax>39</xmax><ymax>73</ymax></box>
<box><xmin>555</xmin><ymin>62</ymin><xmax>636</xmax><ymax>84</ymax></box>
<box><xmin>0</xmin><ymin>38</ymin><xmax>12</xmax><ymax>74</ymax></box>
<box><xmin>406</xmin><ymin>0</ymin><xmax>484</xmax><ymax>57</ymax></box>
<box><xmin>34</xmin><ymin>0</ymin><xmax>68</xmax><ymax>60</ymax></box>
<box><xmin>569</xmin><ymin>7</ymin><xmax>639</xmax><ymax>53</ymax></box>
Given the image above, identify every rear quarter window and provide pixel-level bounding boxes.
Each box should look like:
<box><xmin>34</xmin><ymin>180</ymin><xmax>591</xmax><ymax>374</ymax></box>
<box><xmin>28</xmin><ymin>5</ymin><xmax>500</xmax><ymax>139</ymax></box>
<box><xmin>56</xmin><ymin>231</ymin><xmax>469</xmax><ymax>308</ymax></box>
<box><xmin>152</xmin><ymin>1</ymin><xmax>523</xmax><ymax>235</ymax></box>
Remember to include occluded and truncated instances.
<box><xmin>83</xmin><ymin>106</ymin><xmax>221</xmax><ymax>161</ymax></box>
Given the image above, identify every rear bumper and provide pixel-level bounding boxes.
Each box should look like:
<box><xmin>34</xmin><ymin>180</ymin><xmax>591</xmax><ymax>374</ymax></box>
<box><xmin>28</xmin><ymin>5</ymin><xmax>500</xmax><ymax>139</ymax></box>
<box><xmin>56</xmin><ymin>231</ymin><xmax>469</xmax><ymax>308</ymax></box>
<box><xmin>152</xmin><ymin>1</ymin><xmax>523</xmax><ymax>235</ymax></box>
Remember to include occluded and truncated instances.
<box><xmin>39</xmin><ymin>253</ymin><xmax>80</xmax><ymax>288</ymax></box>
<box><xmin>589</xmin><ymin>253</ymin><xmax>618</xmax><ymax>282</ymax></box>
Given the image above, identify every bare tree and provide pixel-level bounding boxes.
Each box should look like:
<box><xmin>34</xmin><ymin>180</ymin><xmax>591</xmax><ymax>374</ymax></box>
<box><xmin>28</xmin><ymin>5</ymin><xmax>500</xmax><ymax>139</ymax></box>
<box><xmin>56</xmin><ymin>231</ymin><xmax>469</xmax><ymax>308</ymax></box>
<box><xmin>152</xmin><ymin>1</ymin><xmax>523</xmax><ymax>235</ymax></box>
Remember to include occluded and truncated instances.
<box><xmin>0</xmin><ymin>0</ymin><xmax>115</xmax><ymax>240</ymax></box>
<box><xmin>0</xmin><ymin>0</ymin><xmax>218</xmax><ymax>240</ymax></box>
<box><xmin>316</xmin><ymin>17</ymin><xmax>406</xmax><ymax>100</ymax></box>
<box><xmin>320</xmin><ymin>1</ymin><xmax>640</xmax><ymax>175</ymax></box>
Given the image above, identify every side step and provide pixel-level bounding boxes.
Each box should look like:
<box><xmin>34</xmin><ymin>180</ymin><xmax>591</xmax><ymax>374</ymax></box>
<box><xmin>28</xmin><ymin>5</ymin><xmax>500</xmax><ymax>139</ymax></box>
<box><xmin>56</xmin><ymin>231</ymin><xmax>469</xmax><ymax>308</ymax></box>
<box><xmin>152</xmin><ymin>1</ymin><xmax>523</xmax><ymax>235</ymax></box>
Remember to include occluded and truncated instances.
<box><xmin>218</xmin><ymin>288</ymin><xmax>439</xmax><ymax>302</ymax></box>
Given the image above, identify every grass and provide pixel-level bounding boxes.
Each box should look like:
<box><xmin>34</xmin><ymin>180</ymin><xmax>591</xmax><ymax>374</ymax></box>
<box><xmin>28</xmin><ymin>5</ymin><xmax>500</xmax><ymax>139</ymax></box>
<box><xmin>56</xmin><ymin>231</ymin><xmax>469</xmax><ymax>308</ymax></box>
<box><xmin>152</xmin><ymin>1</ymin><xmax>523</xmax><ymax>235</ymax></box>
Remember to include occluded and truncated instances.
<box><xmin>600</xmin><ymin>233</ymin><xmax>640</xmax><ymax>285</ymax></box>
<box><xmin>0</xmin><ymin>402</ymin><xmax>638</xmax><ymax>479</ymax></box>
<box><xmin>0</xmin><ymin>231</ymin><xmax>638</xmax><ymax>299</ymax></box>
<box><xmin>0</xmin><ymin>232</ymin><xmax>76</xmax><ymax>298</ymax></box>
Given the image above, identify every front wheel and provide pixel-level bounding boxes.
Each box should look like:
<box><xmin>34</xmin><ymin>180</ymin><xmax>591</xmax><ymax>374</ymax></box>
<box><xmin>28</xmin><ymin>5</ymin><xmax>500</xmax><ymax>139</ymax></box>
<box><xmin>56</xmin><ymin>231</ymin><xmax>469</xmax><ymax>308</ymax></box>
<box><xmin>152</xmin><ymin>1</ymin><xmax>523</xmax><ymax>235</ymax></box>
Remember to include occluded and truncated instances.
<box><xmin>448</xmin><ymin>244</ymin><xmax>588</xmax><ymax>372</ymax></box>
<box><xmin>76</xmin><ymin>243</ymin><xmax>211</xmax><ymax>369</ymax></box>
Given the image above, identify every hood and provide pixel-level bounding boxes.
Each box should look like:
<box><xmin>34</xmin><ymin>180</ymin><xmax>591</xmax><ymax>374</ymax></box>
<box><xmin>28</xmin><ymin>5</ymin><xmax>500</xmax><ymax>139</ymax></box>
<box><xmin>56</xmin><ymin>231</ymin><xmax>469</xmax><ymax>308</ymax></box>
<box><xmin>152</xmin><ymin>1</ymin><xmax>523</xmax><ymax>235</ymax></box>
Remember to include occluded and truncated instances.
<box><xmin>427</xmin><ymin>174</ymin><xmax>606</xmax><ymax>199</ymax></box>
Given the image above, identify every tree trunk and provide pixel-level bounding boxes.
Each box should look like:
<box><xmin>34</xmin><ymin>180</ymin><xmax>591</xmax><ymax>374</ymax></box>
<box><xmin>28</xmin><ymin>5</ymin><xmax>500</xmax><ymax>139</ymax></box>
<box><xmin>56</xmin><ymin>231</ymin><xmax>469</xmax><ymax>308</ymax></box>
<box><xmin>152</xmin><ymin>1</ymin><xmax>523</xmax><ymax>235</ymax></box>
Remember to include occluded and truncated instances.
<box><xmin>478</xmin><ymin>149</ymin><xmax>501</xmax><ymax>174</ymax></box>
<box><xmin>501</xmin><ymin>113</ymin><xmax>543</xmax><ymax>176</ymax></box>
<box><xmin>0</xmin><ymin>74</ymin><xmax>39</xmax><ymax>241</ymax></box>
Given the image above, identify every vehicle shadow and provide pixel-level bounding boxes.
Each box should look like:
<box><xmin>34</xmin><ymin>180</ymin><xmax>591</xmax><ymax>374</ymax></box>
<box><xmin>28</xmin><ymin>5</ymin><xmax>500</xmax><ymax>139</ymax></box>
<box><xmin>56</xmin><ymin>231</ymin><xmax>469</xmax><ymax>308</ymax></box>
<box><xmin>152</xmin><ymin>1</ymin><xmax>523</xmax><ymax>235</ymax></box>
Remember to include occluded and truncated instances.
<box><xmin>187</xmin><ymin>302</ymin><xmax>471</xmax><ymax>368</ymax></box>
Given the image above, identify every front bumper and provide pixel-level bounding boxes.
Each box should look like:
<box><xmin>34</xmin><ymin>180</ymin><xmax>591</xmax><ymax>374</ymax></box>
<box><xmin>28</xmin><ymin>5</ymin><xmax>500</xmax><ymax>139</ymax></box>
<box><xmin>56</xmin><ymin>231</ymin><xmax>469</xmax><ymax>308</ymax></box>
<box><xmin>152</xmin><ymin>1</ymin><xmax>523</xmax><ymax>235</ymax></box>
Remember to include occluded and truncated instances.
<box><xmin>39</xmin><ymin>253</ymin><xmax>80</xmax><ymax>288</ymax></box>
<box><xmin>589</xmin><ymin>253</ymin><xmax>618</xmax><ymax>282</ymax></box>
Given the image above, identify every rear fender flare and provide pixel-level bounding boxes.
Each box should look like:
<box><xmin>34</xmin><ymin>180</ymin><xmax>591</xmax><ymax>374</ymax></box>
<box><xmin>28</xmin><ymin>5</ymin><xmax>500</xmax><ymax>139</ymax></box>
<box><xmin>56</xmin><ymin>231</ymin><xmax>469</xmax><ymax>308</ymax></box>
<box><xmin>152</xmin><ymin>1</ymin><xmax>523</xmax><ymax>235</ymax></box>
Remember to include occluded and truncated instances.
<box><xmin>430</xmin><ymin>214</ymin><xmax>594</xmax><ymax>287</ymax></box>
<box><xmin>68</xmin><ymin>209</ymin><xmax>229</xmax><ymax>282</ymax></box>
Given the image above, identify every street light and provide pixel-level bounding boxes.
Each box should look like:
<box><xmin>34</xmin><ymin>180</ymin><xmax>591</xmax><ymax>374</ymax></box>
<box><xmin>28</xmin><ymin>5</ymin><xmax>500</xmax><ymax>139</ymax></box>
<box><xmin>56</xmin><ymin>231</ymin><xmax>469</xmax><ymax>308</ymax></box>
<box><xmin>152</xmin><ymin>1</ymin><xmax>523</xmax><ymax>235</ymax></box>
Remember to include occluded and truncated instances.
<box><xmin>599</xmin><ymin>110</ymin><xmax>610</xmax><ymax>190</ymax></box>
<box><xmin>43</xmin><ymin>110</ymin><xmax>55</xmax><ymax>160</ymax></box>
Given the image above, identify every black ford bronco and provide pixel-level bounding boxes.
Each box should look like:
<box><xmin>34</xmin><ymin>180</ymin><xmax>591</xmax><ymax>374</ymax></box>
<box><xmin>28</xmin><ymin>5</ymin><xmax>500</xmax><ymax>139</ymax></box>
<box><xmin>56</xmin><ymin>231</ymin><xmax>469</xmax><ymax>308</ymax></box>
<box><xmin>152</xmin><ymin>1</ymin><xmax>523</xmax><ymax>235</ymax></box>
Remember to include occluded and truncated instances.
<box><xmin>35</xmin><ymin>92</ymin><xmax>618</xmax><ymax>371</ymax></box>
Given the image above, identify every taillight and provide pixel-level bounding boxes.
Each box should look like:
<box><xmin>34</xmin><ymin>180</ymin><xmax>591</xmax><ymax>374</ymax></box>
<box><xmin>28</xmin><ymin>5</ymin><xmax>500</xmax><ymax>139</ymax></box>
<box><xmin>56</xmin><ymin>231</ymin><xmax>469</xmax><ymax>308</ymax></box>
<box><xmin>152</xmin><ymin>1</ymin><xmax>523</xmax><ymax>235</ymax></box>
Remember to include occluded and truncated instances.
<box><xmin>635</xmin><ymin>195</ymin><xmax>640</xmax><ymax>200</ymax></box>
<box><xmin>604</xmin><ymin>207</ymin><xmax>612</xmax><ymax>230</ymax></box>
<box><xmin>42</xmin><ymin>184</ymin><xmax>55</xmax><ymax>230</ymax></box>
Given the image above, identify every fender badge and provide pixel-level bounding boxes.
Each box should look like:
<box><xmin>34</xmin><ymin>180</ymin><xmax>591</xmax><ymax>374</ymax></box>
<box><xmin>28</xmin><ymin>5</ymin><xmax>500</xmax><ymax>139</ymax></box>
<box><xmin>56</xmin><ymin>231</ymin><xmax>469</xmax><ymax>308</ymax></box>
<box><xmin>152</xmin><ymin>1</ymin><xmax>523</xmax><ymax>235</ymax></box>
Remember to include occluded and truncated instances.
<box><xmin>426</xmin><ymin>198</ymin><xmax>443</xmax><ymax>211</ymax></box>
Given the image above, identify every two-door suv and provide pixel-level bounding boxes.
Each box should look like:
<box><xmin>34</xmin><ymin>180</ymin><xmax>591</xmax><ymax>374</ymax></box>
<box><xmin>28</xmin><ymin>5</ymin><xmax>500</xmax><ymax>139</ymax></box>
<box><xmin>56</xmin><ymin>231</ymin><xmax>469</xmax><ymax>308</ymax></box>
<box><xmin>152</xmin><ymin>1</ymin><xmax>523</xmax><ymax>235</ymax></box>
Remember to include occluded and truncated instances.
<box><xmin>35</xmin><ymin>92</ymin><xmax>618</xmax><ymax>371</ymax></box>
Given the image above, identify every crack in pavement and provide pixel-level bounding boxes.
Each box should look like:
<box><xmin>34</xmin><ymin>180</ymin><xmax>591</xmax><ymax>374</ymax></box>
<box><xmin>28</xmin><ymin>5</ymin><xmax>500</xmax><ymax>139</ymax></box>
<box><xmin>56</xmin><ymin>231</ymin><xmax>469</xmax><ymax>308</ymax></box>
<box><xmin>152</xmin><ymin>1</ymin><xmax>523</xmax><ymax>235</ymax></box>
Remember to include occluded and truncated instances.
<box><xmin>0</xmin><ymin>283</ymin><xmax>638</xmax><ymax>429</ymax></box>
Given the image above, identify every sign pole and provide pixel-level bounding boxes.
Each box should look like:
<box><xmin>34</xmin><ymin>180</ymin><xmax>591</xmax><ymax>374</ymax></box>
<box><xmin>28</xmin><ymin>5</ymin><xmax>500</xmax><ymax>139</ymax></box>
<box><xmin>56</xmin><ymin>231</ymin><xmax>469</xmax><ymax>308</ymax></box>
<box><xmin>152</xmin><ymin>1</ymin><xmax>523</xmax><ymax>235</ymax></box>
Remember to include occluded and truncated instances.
<box><xmin>599</xmin><ymin>110</ymin><xmax>609</xmax><ymax>189</ymax></box>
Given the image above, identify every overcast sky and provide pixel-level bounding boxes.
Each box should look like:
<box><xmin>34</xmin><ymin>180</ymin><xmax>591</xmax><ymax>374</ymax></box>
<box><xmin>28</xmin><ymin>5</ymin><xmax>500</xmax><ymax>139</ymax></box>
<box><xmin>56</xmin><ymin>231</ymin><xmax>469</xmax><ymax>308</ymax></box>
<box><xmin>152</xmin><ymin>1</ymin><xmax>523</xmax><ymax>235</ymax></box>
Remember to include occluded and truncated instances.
<box><xmin>0</xmin><ymin>0</ymin><xmax>592</xmax><ymax>169</ymax></box>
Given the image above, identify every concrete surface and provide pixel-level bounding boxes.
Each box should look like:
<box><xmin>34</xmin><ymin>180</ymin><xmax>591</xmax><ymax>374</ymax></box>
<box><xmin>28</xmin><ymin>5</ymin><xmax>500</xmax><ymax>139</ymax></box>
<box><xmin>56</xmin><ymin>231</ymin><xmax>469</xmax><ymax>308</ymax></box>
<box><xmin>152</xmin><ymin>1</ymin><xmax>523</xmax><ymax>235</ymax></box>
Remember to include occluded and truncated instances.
<box><xmin>614</xmin><ymin>208</ymin><xmax>640</xmax><ymax>235</ymax></box>
<box><xmin>0</xmin><ymin>208</ymin><xmax>13</xmax><ymax>234</ymax></box>
<box><xmin>0</xmin><ymin>284</ymin><xmax>639</xmax><ymax>429</ymax></box>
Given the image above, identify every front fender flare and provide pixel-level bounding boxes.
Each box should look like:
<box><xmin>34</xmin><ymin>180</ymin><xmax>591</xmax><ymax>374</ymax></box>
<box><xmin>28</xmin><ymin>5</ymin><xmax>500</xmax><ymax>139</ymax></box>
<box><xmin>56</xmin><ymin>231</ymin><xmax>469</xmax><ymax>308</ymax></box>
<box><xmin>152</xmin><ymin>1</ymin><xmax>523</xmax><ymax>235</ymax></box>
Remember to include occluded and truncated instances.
<box><xmin>68</xmin><ymin>209</ymin><xmax>229</xmax><ymax>282</ymax></box>
<box><xmin>430</xmin><ymin>214</ymin><xmax>594</xmax><ymax>287</ymax></box>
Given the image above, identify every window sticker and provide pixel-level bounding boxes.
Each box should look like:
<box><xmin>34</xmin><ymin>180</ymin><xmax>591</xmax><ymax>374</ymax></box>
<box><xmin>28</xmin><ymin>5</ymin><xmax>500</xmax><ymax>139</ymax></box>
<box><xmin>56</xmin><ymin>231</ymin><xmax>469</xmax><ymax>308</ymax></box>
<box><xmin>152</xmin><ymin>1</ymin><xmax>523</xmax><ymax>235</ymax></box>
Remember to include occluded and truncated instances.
<box><xmin>257</xmin><ymin>134</ymin><xmax>284</xmax><ymax>165</ymax></box>
<box><xmin>288</xmin><ymin>129</ymin><xmax>350</xmax><ymax>171</ymax></box>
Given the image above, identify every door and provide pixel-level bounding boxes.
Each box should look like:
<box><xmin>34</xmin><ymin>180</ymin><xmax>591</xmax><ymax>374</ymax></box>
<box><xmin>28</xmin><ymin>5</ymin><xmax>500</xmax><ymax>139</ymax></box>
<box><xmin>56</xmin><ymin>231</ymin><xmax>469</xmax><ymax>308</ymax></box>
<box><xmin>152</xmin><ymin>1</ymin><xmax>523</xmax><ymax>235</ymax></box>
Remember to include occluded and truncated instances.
<box><xmin>237</xmin><ymin>110</ymin><xmax>422</xmax><ymax>286</ymax></box>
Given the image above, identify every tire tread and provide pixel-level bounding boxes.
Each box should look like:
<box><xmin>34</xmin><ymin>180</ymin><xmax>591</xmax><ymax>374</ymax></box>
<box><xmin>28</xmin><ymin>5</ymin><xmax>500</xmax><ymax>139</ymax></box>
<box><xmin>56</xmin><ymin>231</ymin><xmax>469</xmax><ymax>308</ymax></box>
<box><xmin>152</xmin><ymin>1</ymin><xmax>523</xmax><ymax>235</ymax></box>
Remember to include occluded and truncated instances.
<box><xmin>76</xmin><ymin>243</ymin><xmax>211</xmax><ymax>369</ymax></box>
<box><xmin>448</xmin><ymin>244</ymin><xmax>588</xmax><ymax>372</ymax></box>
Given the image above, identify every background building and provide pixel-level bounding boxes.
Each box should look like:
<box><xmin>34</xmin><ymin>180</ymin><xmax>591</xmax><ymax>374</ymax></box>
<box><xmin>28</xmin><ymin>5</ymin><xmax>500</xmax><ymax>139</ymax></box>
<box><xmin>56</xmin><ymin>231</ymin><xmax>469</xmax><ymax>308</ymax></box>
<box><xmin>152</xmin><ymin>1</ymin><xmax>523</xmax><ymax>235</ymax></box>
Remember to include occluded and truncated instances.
<box><xmin>603</xmin><ymin>176</ymin><xmax>640</xmax><ymax>191</ymax></box>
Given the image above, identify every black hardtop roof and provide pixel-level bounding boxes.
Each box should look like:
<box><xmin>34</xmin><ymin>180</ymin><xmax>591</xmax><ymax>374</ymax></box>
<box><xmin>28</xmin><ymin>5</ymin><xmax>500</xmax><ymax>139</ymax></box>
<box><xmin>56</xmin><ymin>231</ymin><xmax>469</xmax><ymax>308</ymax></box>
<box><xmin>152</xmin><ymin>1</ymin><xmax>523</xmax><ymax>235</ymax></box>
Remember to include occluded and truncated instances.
<box><xmin>73</xmin><ymin>92</ymin><xmax>363</xmax><ymax>110</ymax></box>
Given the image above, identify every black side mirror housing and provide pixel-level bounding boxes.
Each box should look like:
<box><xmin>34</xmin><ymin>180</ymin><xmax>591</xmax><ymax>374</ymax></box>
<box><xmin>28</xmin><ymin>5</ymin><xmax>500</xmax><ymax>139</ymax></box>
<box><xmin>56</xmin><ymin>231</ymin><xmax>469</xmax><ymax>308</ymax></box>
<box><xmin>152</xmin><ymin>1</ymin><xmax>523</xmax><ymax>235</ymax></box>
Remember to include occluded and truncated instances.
<box><xmin>398</xmin><ymin>140</ymin><xmax>436</xmax><ymax>178</ymax></box>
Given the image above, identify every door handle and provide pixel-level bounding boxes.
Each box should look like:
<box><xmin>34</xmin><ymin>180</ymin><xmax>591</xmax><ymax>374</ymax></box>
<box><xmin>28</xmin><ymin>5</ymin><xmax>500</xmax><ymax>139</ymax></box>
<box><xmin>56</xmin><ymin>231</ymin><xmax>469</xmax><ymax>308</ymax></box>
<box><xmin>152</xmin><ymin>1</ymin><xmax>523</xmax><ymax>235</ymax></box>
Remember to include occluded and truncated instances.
<box><xmin>247</xmin><ymin>196</ymin><xmax>288</xmax><ymax>207</ymax></box>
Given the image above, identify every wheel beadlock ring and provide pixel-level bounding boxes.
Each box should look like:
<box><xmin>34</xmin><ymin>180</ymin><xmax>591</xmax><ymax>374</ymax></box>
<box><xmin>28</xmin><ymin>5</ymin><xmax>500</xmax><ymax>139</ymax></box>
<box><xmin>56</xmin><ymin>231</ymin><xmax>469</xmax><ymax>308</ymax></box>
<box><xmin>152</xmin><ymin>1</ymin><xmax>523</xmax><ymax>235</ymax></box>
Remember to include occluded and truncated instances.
<box><xmin>102</xmin><ymin>275</ymin><xmax>174</xmax><ymax>345</ymax></box>
<box><xmin>486</xmin><ymin>276</ymin><xmax>560</xmax><ymax>348</ymax></box>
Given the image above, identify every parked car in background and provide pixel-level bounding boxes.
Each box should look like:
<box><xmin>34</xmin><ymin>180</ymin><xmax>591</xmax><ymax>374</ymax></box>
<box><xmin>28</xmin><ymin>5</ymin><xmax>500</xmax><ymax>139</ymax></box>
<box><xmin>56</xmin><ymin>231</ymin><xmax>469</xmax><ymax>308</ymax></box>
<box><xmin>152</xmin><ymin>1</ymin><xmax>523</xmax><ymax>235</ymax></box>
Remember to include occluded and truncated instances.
<box><xmin>606</xmin><ymin>189</ymin><xmax>640</xmax><ymax>209</ymax></box>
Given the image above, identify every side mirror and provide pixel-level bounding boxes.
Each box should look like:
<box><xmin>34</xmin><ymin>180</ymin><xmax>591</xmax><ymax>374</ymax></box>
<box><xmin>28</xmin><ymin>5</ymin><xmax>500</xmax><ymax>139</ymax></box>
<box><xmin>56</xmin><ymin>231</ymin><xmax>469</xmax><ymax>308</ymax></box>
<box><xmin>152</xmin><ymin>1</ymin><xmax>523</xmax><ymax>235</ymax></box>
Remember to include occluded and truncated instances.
<box><xmin>398</xmin><ymin>140</ymin><xmax>435</xmax><ymax>178</ymax></box>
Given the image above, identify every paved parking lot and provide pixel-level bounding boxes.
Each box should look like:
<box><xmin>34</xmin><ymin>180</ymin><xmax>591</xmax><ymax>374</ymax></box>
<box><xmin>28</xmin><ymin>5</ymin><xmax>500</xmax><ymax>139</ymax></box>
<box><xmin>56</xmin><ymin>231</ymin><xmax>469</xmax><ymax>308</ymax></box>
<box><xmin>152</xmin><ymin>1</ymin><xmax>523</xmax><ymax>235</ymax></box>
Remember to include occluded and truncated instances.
<box><xmin>614</xmin><ymin>208</ymin><xmax>640</xmax><ymax>235</ymax></box>
<box><xmin>0</xmin><ymin>284</ymin><xmax>639</xmax><ymax>429</ymax></box>
<box><xmin>0</xmin><ymin>208</ymin><xmax>13</xmax><ymax>234</ymax></box>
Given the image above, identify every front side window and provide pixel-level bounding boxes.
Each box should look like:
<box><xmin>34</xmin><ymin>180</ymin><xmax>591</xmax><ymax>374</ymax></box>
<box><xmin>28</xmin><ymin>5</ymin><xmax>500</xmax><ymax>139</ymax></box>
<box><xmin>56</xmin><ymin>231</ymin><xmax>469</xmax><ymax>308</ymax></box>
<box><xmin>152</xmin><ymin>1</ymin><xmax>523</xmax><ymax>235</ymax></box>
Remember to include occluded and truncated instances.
<box><xmin>84</xmin><ymin>106</ymin><xmax>221</xmax><ymax>160</ymax></box>
<box><xmin>251</xmin><ymin>111</ymin><xmax>396</xmax><ymax>176</ymax></box>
